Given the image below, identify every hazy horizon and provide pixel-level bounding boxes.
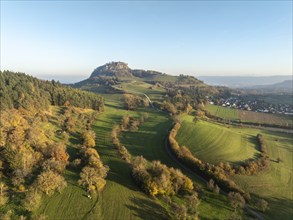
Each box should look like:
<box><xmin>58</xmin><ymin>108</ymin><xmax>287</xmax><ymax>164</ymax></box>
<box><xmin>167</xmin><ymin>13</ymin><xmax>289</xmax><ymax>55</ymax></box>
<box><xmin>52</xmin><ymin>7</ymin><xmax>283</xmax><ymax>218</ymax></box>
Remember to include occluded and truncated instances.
<box><xmin>30</xmin><ymin>71</ymin><xmax>292</xmax><ymax>85</ymax></box>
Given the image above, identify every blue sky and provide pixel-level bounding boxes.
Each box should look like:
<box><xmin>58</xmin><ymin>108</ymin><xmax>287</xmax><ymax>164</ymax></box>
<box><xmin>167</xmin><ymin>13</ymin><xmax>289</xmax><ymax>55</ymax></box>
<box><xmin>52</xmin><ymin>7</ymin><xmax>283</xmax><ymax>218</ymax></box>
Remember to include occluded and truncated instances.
<box><xmin>1</xmin><ymin>1</ymin><xmax>292</xmax><ymax>79</ymax></box>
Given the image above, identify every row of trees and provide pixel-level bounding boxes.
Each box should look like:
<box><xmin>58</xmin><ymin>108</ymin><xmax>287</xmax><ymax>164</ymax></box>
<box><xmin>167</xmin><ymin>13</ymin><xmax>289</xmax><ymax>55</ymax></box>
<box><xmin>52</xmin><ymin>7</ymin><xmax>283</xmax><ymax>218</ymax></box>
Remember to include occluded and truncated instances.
<box><xmin>78</xmin><ymin>147</ymin><xmax>109</xmax><ymax>194</ymax></box>
<box><xmin>0</xmin><ymin>71</ymin><xmax>104</xmax><ymax>111</ymax></box>
<box><xmin>109</xmin><ymin>113</ymin><xmax>202</xmax><ymax>219</ymax></box>
<box><xmin>111</xmin><ymin>114</ymin><xmax>149</xmax><ymax>163</ymax></box>
<box><xmin>110</xmin><ymin>115</ymin><xmax>195</xmax><ymax>198</ymax></box>
<box><xmin>111</xmin><ymin>125</ymin><xmax>132</xmax><ymax>163</ymax></box>
<box><xmin>75</xmin><ymin>122</ymin><xmax>109</xmax><ymax>194</ymax></box>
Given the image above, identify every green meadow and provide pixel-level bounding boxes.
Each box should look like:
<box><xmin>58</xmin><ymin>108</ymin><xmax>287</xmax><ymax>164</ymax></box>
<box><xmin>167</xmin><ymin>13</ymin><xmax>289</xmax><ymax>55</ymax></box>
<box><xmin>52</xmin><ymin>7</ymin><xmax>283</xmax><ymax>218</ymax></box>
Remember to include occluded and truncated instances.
<box><xmin>176</xmin><ymin>114</ymin><xmax>293</xmax><ymax>220</ymax></box>
<box><xmin>36</xmin><ymin>93</ymin><xmax>236</xmax><ymax>219</ymax></box>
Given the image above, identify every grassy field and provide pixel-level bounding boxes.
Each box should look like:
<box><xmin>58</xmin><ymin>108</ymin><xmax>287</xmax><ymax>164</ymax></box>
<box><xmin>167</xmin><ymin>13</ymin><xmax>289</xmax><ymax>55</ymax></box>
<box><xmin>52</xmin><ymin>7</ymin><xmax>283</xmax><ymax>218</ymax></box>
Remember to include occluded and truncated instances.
<box><xmin>36</xmin><ymin>91</ymin><xmax>238</xmax><ymax>219</ymax></box>
<box><xmin>36</xmin><ymin>95</ymin><xmax>169</xmax><ymax>220</ymax></box>
<box><xmin>205</xmin><ymin>104</ymin><xmax>239</xmax><ymax>121</ymax></box>
<box><xmin>238</xmin><ymin>110</ymin><xmax>292</xmax><ymax>127</ymax></box>
<box><xmin>205</xmin><ymin>104</ymin><xmax>293</xmax><ymax>127</ymax></box>
<box><xmin>176</xmin><ymin>115</ymin><xmax>293</xmax><ymax>220</ymax></box>
<box><xmin>176</xmin><ymin>115</ymin><xmax>259</xmax><ymax>164</ymax></box>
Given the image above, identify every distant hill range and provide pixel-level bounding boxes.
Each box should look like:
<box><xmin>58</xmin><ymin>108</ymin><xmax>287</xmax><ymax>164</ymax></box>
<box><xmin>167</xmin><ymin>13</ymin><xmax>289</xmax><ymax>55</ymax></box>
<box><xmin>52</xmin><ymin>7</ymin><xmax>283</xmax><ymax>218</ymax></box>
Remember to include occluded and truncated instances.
<box><xmin>197</xmin><ymin>75</ymin><xmax>292</xmax><ymax>88</ymax></box>
<box><xmin>243</xmin><ymin>80</ymin><xmax>293</xmax><ymax>93</ymax></box>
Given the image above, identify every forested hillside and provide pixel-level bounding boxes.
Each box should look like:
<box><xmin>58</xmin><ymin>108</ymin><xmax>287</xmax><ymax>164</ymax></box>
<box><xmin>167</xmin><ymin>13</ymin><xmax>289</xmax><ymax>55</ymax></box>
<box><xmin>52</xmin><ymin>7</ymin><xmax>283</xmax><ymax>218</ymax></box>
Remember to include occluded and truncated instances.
<box><xmin>0</xmin><ymin>71</ymin><xmax>104</xmax><ymax>111</ymax></box>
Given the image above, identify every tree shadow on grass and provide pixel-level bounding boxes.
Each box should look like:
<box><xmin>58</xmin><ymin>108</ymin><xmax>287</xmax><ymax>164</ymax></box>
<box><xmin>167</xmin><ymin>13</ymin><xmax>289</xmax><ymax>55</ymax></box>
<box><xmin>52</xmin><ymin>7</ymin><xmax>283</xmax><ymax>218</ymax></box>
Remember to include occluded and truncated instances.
<box><xmin>126</xmin><ymin>197</ymin><xmax>169</xmax><ymax>220</ymax></box>
<box><xmin>105</xmin><ymin>103</ymin><xmax>125</xmax><ymax>110</ymax></box>
<box><xmin>250</xmin><ymin>193</ymin><xmax>293</xmax><ymax>220</ymax></box>
<box><xmin>202</xmin><ymin>192</ymin><xmax>233</xmax><ymax>212</ymax></box>
<box><xmin>105</xmin><ymin>158</ymin><xmax>139</xmax><ymax>192</ymax></box>
<box><xmin>231</xmin><ymin>135</ymin><xmax>262</xmax><ymax>166</ymax></box>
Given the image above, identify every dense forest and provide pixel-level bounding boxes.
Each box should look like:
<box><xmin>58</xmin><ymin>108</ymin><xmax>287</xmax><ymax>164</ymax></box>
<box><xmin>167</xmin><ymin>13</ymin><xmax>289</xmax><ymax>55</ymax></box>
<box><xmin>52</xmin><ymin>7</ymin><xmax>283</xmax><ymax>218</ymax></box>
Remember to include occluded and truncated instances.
<box><xmin>0</xmin><ymin>71</ymin><xmax>104</xmax><ymax>111</ymax></box>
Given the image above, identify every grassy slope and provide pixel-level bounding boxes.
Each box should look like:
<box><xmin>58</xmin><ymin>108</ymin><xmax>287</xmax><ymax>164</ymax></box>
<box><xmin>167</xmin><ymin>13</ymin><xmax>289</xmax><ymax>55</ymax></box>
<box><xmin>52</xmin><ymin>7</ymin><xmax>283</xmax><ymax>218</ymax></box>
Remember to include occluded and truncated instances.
<box><xmin>176</xmin><ymin>115</ymin><xmax>293</xmax><ymax>220</ymax></box>
<box><xmin>176</xmin><ymin>115</ymin><xmax>259</xmax><ymax>164</ymax></box>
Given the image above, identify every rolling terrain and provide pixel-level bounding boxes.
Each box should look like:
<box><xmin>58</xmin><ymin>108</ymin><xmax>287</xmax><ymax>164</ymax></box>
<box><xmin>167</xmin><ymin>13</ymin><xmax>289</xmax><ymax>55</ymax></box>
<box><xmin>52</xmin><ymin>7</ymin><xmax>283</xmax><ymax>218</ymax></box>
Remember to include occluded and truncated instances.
<box><xmin>35</xmin><ymin>93</ymin><xmax>236</xmax><ymax>219</ymax></box>
<box><xmin>1</xmin><ymin>66</ymin><xmax>292</xmax><ymax>220</ymax></box>
<box><xmin>32</xmin><ymin>64</ymin><xmax>293</xmax><ymax>220</ymax></box>
<box><xmin>175</xmin><ymin>114</ymin><xmax>293</xmax><ymax>220</ymax></box>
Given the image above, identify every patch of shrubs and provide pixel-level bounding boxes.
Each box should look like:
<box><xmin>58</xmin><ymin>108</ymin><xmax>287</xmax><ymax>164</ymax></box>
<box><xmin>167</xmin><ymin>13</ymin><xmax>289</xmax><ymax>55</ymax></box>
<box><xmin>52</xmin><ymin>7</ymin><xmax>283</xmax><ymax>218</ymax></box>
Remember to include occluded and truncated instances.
<box><xmin>132</xmin><ymin>156</ymin><xmax>194</xmax><ymax>197</ymax></box>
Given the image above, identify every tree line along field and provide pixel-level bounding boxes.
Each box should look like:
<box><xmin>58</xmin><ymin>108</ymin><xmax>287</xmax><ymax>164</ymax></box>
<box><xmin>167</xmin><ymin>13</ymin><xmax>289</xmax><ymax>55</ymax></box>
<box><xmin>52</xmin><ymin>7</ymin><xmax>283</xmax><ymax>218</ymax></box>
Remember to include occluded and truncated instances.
<box><xmin>205</xmin><ymin>104</ymin><xmax>293</xmax><ymax>127</ymax></box>
<box><xmin>36</xmin><ymin>94</ymin><xmax>167</xmax><ymax>220</ymax></box>
<box><xmin>36</xmin><ymin>93</ymin><xmax>238</xmax><ymax>220</ymax></box>
<box><xmin>175</xmin><ymin>114</ymin><xmax>293</xmax><ymax>220</ymax></box>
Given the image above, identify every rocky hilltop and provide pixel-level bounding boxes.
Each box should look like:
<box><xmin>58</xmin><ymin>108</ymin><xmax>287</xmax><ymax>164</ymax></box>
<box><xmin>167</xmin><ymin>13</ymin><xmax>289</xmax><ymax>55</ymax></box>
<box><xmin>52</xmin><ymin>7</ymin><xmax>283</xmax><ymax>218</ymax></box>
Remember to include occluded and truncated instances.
<box><xmin>90</xmin><ymin>61</ymin><xmax>163</xmax><ymax>79</ymax></box>
<box><xmin>90</xmin><ymin>62</ymin><xmax>133</xmax><ymax>78</ymax></box>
